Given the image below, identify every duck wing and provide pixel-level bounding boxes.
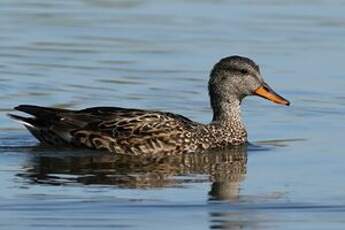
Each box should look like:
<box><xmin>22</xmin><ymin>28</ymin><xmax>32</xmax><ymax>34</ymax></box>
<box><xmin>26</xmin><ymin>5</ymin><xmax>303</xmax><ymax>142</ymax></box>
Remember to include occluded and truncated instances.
<box><xmin>72</xmin><ymin>107</ymin><xmax>198</xmax><ymax>154</ymax></box>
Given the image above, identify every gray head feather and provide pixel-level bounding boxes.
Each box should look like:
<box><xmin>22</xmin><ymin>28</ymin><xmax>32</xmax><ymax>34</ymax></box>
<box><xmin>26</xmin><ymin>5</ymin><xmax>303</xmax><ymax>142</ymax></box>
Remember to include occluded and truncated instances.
<box><xmin>208</xmin><ymin>55</ymin><xmax>263</xmax><ymax>122</ymax></box>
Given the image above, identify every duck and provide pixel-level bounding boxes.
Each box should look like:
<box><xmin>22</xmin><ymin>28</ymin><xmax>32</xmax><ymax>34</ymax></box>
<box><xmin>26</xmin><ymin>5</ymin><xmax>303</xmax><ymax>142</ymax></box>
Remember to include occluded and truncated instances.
<box><xmin>8</xmin><ymin>55</ymin><xmax>289</xmax><ymax>155</ymax></box>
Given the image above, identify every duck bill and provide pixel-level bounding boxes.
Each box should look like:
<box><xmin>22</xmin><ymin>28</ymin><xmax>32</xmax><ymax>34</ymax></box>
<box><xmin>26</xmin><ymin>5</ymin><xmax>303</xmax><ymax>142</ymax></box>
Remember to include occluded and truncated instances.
<box><xmin>254</xmin><ymin>83</ymin><xmax>290</xmax><ymax>106</ymax></box>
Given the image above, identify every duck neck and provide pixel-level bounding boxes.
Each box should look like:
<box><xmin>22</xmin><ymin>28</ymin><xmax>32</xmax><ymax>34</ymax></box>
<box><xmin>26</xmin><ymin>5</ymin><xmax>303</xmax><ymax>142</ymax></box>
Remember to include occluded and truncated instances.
<box><xmin>211</xmin><ymin>95</ymin><xmax>244</xmax><ymax>130</ymax></box>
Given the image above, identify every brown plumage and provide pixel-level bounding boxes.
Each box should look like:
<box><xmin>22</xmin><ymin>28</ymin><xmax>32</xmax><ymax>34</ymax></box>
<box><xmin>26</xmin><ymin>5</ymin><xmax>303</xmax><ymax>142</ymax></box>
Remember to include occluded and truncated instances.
<box><xmin>8</xmin><ymin>56</ymin><xmax>290</xmax><ymax>155</ymax></box>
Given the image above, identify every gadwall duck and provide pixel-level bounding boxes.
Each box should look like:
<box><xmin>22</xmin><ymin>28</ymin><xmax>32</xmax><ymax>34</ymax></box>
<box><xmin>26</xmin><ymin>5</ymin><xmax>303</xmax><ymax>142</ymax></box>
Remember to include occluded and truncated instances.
<box><xmin>8</xmin><ymin>56</ymin><xmax>289</xmax><ymax>155</ymax></box>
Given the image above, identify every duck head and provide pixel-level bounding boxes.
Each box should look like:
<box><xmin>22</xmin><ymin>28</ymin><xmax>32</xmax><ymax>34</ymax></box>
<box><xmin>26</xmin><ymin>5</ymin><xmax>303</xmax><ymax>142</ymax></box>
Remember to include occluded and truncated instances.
<box><xmin>209</xmin><ymin>55</ymin><xmax>289</xmax><ymax>108</ymax></box>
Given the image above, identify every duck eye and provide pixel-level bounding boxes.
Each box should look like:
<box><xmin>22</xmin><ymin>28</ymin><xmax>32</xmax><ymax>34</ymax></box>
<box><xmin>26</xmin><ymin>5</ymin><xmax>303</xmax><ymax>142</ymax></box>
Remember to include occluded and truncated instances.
<box><xmin>240</xmin><ymin>69</ymin><xmax>248</xmax><ymax>74</ymax></box>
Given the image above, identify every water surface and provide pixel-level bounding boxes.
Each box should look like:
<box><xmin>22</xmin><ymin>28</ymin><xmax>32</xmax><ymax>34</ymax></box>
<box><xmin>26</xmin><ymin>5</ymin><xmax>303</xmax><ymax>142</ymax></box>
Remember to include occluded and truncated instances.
<box><xmin>1</xmin><ymin>0</ymin><xmax>345</xmax><ymax>229</ymax></box>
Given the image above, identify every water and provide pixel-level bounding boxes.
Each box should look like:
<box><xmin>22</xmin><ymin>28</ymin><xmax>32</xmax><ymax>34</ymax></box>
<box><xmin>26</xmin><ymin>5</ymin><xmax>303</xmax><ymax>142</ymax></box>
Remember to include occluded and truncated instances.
<box><xmin>1</xmin><ymin>0</ymin><xmax>345</xmax><ymax>229</ymax></box>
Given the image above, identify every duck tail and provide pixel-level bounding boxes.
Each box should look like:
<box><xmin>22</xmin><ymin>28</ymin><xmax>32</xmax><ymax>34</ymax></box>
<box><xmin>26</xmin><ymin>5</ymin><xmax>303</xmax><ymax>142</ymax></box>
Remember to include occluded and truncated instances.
<box><xmin>7</xmin><ymin>113</ymin><xmax>40</xmax><ymax>129</ymax></box>
<box><xmin>14</xmin><ymin>104</ymin><xmax>65</xmax><ymax>118</ymax></box>
<box><xmin>8</xmin><ymin>105</ymin><xmax>72</xmax><ymax>144</ymax></box>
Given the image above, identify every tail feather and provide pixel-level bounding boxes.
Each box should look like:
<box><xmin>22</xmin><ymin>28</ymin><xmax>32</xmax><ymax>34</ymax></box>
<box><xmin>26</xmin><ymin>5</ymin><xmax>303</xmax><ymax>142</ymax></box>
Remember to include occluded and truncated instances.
<box><xmin>8</xmin><ymin>105</ymin><xmax>76</xmax><ymax>145</ymax></box>
<box><xmin>7</xmin><ymin>113</ymin><xmax>40</xmax><ymax>128</ymax></box>
<box><xmin>14</xmin><ymin>104</ymin><xmax>67</xmax><ymax>117</ymax></box>
<box><xmin>7</xmin><ymin>113</ymin><xmax>49</xmax><ymax>143</ymax></box>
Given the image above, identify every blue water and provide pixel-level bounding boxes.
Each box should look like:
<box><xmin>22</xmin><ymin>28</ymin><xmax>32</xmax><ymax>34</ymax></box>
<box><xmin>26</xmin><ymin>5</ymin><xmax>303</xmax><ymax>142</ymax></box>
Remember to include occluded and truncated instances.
<box><xmin>1</xmin><ymin>0</ymin><xmax>345</xmax><ymax>229</ymax></box>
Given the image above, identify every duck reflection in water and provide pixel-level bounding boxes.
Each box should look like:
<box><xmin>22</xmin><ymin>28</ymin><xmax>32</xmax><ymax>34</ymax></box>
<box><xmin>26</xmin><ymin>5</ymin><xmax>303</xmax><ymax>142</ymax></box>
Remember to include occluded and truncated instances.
<box><xmin>17</xmin><ymin>145</ymin><xmax>248</xmax><ymax>201</ymax></box>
